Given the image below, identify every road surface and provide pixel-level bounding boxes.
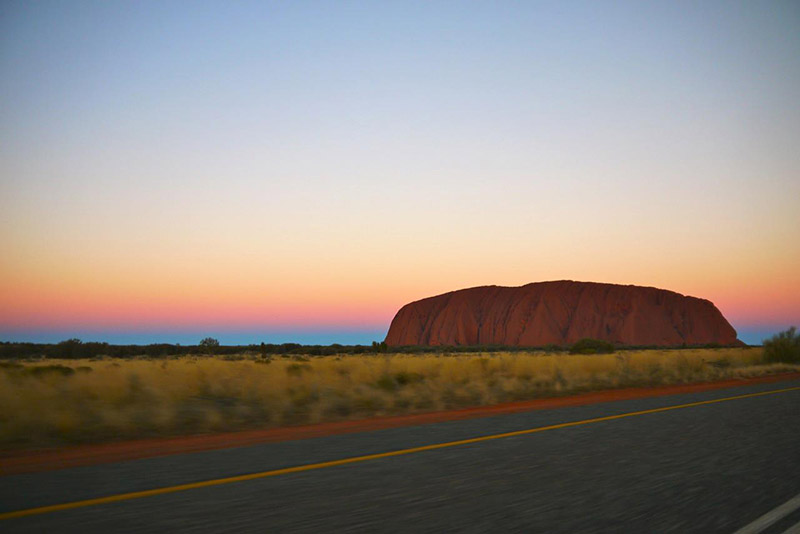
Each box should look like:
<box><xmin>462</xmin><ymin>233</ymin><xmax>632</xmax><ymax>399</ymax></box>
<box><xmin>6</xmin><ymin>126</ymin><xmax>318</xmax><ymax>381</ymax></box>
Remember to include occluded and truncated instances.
<box><xmin>2</xmin><ymin>377</ymin><xmax>799</xmax><ymax>533</ymax></box>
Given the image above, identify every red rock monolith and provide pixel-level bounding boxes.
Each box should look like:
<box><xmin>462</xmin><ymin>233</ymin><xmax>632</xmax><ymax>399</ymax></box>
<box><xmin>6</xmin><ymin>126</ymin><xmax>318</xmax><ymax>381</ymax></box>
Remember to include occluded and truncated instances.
<box><xmin>384</xmin><ymin>281</ymin><xmax>743</xmax><ymax>347</ymax></box>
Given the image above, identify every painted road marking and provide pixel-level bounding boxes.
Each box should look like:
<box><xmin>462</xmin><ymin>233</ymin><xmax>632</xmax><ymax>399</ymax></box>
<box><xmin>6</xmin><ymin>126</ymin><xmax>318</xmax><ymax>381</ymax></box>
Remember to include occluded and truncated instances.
<box><xmin>732</xmin><ymin>492</ymin><xmax>800</xmax><ymax>534</ymax></box>
<box><xmin>783</xmin><ymin>521</ymin><xmax>800</xmax><ymax>534</ymax></box>
<box><xmin>2</xmin><ymin>385</ymin><xmax>799</xmax><ymax>521</ymax></box>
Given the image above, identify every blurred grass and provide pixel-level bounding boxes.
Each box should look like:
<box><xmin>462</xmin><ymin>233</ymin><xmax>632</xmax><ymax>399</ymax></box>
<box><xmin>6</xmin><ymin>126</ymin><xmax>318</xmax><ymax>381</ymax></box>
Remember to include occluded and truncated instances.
<box><xmin>1</xmin><ymin>348</ymin><xmax>797</xmax><ymax>450</ymax></box>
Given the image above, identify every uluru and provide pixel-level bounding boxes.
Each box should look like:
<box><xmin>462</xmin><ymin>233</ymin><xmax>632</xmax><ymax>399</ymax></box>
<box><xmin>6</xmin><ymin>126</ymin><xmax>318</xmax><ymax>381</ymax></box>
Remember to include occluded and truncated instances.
<box><xmin>385</xmin><ymin>281</ymin><xmax>743</xmax><ymax>347</ymax></box>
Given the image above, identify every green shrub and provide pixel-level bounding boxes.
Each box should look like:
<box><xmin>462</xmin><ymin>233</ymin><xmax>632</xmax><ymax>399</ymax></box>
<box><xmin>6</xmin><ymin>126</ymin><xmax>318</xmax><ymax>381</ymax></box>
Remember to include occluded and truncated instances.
<box><xmin>199</xmin><ymin>337</ymin><xmax>220</xmax><ymax>355</ymax></box>
<box><xmin>763</xmin><ymin>327</ymin><xmax>800</xmax><ymax>363</ymax></box>
<box><xmin>394</xmin><ymin>371</ymin><xmax>424</xmax><ymax>385</ymax></box>
<box><xmin>286</xmin><ymin>362</ymin><xmax>311</xmax><ymax>375</ymax></box>
<box><xmin>569</xmin><ymin>338</ymin><xmax>615</xmax><ymax>355</ymax></box>
<box><xmin>376</xmin><ymin>374</ymin><xmax>397</xmax><ymax>392</ymax></box>
<box><xmin>26</xmin><ymin>364</ymin><xmax>76</xmax><ymax>377</ymax></box>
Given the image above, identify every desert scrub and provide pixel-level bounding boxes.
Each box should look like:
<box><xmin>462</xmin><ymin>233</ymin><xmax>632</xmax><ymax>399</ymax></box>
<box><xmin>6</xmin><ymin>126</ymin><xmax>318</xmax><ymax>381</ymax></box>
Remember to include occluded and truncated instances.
<box><xmin>0</xmin><ymin>348</ymin><xmax>796</xmax><ymax>450</ymax></box>
<box><xmin>763</xmin><ymin>327</ymin><xmax>800</xmax><ymax>363</ymax></box>
<box><xmin>569</xmin><ymin>338</ymin><xmax>615</xmax><ymax>354</ymax></box>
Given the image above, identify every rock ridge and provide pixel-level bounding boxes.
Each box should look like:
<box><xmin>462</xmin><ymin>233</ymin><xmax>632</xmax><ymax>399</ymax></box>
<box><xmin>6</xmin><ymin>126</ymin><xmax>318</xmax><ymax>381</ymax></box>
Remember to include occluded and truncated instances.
<box><xmin>384</xmin><ymin>281</ymin><xmax>743</xmax><ymax>347</ymax></box>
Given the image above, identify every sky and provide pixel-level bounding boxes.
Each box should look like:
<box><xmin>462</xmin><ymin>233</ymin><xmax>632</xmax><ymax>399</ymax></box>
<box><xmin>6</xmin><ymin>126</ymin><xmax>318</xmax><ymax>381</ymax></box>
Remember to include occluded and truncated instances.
<box><xmin>1</xmin><ymin>1</ymin><xmax>798</xmax><ymax>346</ymax></box>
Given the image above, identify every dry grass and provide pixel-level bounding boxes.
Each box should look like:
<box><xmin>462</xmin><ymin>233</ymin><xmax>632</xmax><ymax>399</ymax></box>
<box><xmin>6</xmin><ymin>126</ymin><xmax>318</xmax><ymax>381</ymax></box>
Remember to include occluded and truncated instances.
<box><xmin>1</xmin><ymin>348</ymin><xmax>797</xmax><ymax>450</ymax></box>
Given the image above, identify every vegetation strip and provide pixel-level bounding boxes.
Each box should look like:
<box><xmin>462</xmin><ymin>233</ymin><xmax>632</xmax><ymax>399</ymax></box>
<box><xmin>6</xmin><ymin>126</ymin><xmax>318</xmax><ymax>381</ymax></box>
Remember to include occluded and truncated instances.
<box><xmin>6</xmin><ymin>347</ymin><xmax>799</xmax><ymax>452</ymax></box>
<box><xmin>2</xmin><ymin>385</ymin><xmax>799</xmax><ymax>521</ymax></box>
<box><xmin>4</xmin><ymin>371</ymin><xmax>799</xmax><ymax>476</ymax></box>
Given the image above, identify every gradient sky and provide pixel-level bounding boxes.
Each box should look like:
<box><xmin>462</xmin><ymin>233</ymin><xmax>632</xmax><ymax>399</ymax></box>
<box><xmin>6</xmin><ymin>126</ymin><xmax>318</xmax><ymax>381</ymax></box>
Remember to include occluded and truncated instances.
<box><xmin>1</xmin><ymin>1</ymin><xmax>798</xmax><ymax>345</ymax></box>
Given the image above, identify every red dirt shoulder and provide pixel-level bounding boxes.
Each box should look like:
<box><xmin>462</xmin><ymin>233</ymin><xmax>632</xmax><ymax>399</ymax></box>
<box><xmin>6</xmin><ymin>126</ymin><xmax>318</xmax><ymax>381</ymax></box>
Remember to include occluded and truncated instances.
<box><xmin>3</xmin><ymin>372</ymin><xmax>798</xmax><ymax>476</ymax></box>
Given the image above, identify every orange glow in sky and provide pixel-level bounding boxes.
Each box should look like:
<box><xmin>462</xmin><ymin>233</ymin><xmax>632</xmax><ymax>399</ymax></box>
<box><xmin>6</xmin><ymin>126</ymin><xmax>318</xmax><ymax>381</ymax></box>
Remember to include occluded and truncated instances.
<box><xmin>2</xmin><ymin>2</ymin><xmax>798</xmax><ymax>344</ymax></box>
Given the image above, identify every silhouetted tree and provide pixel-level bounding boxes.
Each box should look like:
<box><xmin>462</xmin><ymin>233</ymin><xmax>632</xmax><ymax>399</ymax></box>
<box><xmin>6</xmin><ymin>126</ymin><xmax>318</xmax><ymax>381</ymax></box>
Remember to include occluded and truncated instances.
<box><xmin>199</xmin><ymin>337</ymin><xmax>220</xmax><ymax>354</ymax></box>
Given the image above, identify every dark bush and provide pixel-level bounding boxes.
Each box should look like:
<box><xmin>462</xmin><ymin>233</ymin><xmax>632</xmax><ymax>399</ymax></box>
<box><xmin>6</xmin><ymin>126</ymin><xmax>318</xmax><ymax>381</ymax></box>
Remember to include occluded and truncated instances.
<box><xmin>394</xmin><ymin>371</ymin><xmax>424</xmax><ymax>385</ymax></box>
<box><xmin>569</xmin><ymin>338</ymin><xmax>615</xmax><ymax>355</ymax></box>
<box><xmin>26</xmin><ymin>364</ymin><xmax>76</xmax><ymax>377</ymax></box>
<box><xmin>763</xmin><ymin>327</ymin><xmax>800</xmax><ymax>364</ymax></box>
<box><xmin>199</xmin><ymin>338</ymin><xmax>220</xmax><ymax>354</ymax></box>
<box><xmin>55</xmin><ymin>339</ymin><xmax>86</xmax><ymax>359</ymax></box>
<box><xmin>286</xmin><ymin>362</ymin><xmax>311</xmax><ymax>375</ymax></box>
<box><xmin>375</xmin><ymin>374</ymin><xmax>397</xmax><ymax>392</ymax></box>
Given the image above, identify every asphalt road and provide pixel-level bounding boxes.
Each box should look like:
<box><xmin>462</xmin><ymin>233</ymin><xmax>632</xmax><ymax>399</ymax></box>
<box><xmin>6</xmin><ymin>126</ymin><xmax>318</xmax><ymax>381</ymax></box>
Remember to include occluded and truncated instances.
<box><xmin>2</xmin><ymin>378</ymin><xmax>799</xmax><ymax>533</ymax></box>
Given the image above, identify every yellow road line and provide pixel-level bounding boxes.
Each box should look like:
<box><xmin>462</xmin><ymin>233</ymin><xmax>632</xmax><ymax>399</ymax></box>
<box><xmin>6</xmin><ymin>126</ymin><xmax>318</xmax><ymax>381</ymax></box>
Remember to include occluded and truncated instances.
<box><xmin>2</xmin><ymin>385</ymin><xmax>799</xmax><ymax>521</ymax></box>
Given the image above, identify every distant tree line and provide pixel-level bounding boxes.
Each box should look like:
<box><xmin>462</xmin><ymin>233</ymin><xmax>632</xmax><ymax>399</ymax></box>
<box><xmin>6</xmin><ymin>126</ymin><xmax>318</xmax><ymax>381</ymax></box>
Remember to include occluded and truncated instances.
<box><xmin>0</xmin><ymin>337</ymin><xmax>743</xmax><ymax>360</ymax></box>
<box><xmin>0</xmin><ymin>339</ymin><xmax>385</xmax><ymax>359</ymax></box>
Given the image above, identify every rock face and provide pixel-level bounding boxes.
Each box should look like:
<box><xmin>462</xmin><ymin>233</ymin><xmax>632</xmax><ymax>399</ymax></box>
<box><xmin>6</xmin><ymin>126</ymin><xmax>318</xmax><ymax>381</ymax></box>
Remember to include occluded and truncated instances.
<box><xmin>384</xmin><ymin>281</ymin><xmax>743</xmax><ymax>347</ymax></box>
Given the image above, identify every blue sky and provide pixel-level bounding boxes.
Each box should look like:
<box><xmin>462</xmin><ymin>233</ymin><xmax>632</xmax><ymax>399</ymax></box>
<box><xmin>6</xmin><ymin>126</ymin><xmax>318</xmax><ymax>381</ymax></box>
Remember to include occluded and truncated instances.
<box><xmin>2</xmin><ymin>1</ymin><xmax>798</xmax><ymax>346</ymax></box>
